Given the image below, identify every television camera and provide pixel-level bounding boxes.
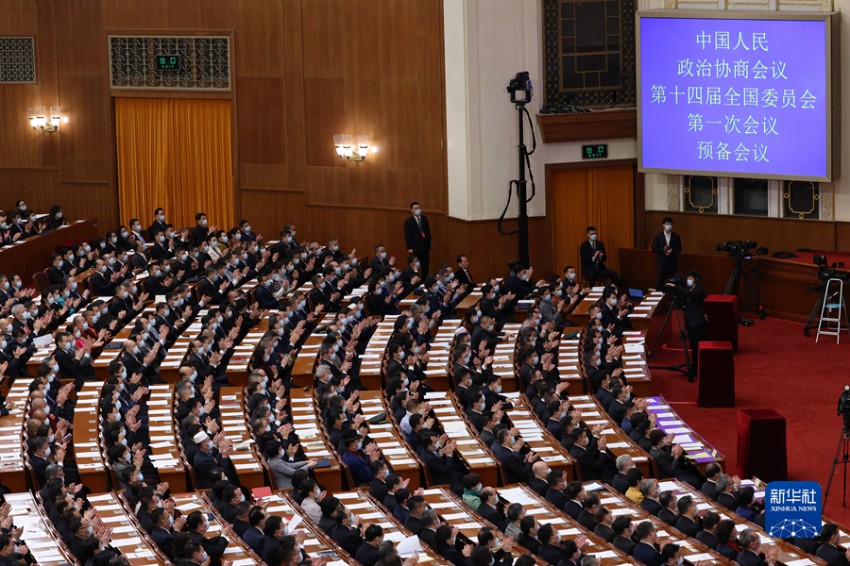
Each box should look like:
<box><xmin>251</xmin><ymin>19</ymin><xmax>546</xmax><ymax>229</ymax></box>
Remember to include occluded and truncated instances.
<box><xmin>814</xmin><ymin>254</ymin><xmax>850</xmax><ymax>283</ymax></box>
<box><xmin>716</xmin><ymin>240</ymin><xmax>767</xmax><ymax>260</ymax></box>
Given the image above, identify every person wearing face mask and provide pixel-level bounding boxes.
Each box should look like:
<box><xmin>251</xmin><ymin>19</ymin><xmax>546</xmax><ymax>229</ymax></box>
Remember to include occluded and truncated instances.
<box><xmin>666</xmin><ymin>271</ymin><xmax>705</xmax><ymax>380</ymax></box>
<box><xmin>600</xmin><ymin>289</ymin><xmax>631</xmax><ymax>336</ymax></box>
<box><xmin>188</xmin><ymin>212</ymin><xmax>211</xmax><ymax>245</ymax></box>
<box><xmin>47</xmin><ymin>252</ymin><xmax>69</xmax><ymax>285</ymax></box>
<box><xmin>580</xmin><ymin>226</ymin><xmax>619</xmax><ymax>286</ymax></box>
<box><xmin>265</xmin><ymin>440</ymin><xmax>317</xmax><ymax>489</ymax></box>
<box><xmin>46</xmin><ymin>204</ymin><xmax>67</xmax><ymax>230</ymax></box>
<box><xmin>650</xmin><ymin>217</ymin><xmax>682</xmax><ymax>289</ymax></box>
<box><xmin>370</xmin><ymin>243</ymin><xmax>394</xmax><ymax>274</ymax></box>
<box><xmin>504</xmin><ymin>263</ymin><xmax>544</xmax><ymax>300</ymax></box>
<box><xmin>633</xmin><ymin>520</ymin><xmax>664</xmax><ymax>566</ymax></box>
<box><xmin>150</xmin><ymin>229</ymin><xmax>174</xmax><ymax>261</ymax></box>
<box><xmin>148</xmin><ymin>207</ymin><xmax>167</xmax><ymax>236</ymax></box>
<box><xmin>403</xmin><ymin>201</ymin><xmax>433</xmax><ymax>276</ymax></box>
<box><xmin>53</xmin><ymin>330</ymin><xmax>95</xmax><ymax>390</ymax></box>
<box><xmin>661</xmin><ymin>543</ymin><xmax>685</xmax><ymax>566</ymax></box>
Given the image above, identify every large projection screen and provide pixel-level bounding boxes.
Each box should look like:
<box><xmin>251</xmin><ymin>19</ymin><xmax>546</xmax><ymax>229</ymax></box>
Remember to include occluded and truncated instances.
<box><xmin>637</xmin><ymin>11</ymin><xmax>839</xmax><ymax>182</ymax></box>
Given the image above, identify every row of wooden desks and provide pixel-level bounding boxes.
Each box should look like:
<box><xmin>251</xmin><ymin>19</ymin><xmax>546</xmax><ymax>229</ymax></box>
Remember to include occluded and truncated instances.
<box><xmin>496</xmin><ymin>484</ymin><xmax>635</xmax><ymax>565</ymax></box>
<box><xmin>218</xmin><ymin>386</ymin><xmax>266</xmax><ymax>488</ymax></box>
<box><xmin>170</xmin><ymin>492</ymin><xmax>259</xmax><ymax>565</ymax></box>
<box><xmin>584</xmin><ymin>481</ymin><xmax>728</xmax><ymax>565</ymax></box>
<box><xmin>502</xmin><ymin>392</ymin><xmax>575</xmax><ymax>480</ymax></box>
<box><xmin>423</xmin><ymin>390</ymin><xmax>500</xmax><ymax>487</ymax></box>
<box><xmin>643</xmin><ymin>396</ymin><xmax>725</xmax><ymax>476</ymax></box>
<box><xmin>87</xmin><ymin>491</ymin><xmax>169</xmax><ymax>565</ymax></box>
<box><xmin>6</xmin><ymin>491</ymin><xmax>77</xmax><ymax>565</ymax></box>
<box><xmin>0</xmin><ymin>379</ymin><xmax>29</xmax><ymax>491</ymax></box>
<box><xmin>288</xmin><ymin>387</ymin><xmax>343</xmax><ymax>492</ymax></box>
<box><xmin>417</xmin><ymin>486</ymin><xmax>543</xmax><ymax>563</ymax></box>
<box><xmin>568</xmin><ymin>395</ymin><xmax>652</xmax><ymax>478</ymax></box>
<box><xmin>0</xmin><ymin>219</ymin><xmax>99</xmax><ymax>284</ymax></box>
<box><xmin>334</xmin><ymin>489</ymin><xmax>448</xmax><ymax>564</ymax></box>
<box><xmin>658</xmin><ymin>479</ymin><xmax>824</xmax><ymax>566</ymax></box>
<box><xmin>358</xmin><ymin>391</ymin><xmax>422</xmax><ymax>489</ymax></box>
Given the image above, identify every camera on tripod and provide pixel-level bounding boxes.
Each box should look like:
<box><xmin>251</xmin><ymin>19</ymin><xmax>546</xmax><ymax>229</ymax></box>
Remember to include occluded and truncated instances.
<box><xmin>716</xmin><ymin>240</ymin><xmax>767</xmax><ymax>261</ymax></box>
<box><xmin>838</xmin><ymin>385</ymin><xmax>850</xmax><ymax>432</ymax></box>
<box><xmin>814</xmin><ymin>255</ymin><xmax>850</xmax><ymax>283</ymax></box>
<box><xmin>507</xmin><ymin>72</ymin><xmax>533</xmax><ymax>104</ymax></box>
<box><xmin>660</xmin><ymin>274</ymin><xmax>686</xmax><ymax>296</ymax></box>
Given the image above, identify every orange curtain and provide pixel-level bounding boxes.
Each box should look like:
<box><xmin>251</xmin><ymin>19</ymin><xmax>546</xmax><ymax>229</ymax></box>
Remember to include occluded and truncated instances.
<box><xmin>549</xmin><ymin>164</ymin><xmax>635</xmax><ymax>275</ymax></box>
<box><xmin>115</xmin><ymin>98</ymin><xmax>234</xmax><ymax>231</ymax></box>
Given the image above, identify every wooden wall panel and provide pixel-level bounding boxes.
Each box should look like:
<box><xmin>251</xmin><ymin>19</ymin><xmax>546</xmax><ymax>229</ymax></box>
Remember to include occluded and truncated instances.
<box><xmin>644</xmin><ymin>211</ymin><xmax>838</xmax><ymax>257</ymax></box>
<box><xmin>0</xmin><ymin>0</ymin><xmax>462</xmax><ymax>280</ymax></box>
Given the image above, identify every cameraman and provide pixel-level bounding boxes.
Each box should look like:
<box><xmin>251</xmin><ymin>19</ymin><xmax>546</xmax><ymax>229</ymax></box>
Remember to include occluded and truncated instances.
<box><xmin>667</xmin><ymin>271</ymin><xmax>706</xmax><ymax>380</ymax></box>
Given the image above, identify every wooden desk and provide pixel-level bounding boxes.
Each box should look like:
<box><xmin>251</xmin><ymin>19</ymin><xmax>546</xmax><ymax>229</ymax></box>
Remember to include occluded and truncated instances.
<box><xmin>502</xmin><ymin>392</ymin><xmax>575</xmax><ymax>481</ymax></box>
<box><xmin>496</xmin><ymin>484</ymin><xmax>635</xmax><ymax>565</ymax></box>
<box><xmin>262</xmin><ymin>493</ymin><xmax>341</xmax><ymax>560</ymax></box>
<box><xmin>658</xmin><ymin>479</ymin><xmax>824</xmax><ymax>566</ymax></box>
<box><xmin>418</xmin><ymin>486</ymin><xmax>542</xmax><ymax>563</ymax></box>
<box><xmin>218</xmin><ymin>386</ymin><xmax>266</xmax><ymax>488</ymax></box>
<box><xmin>359</xmin><ymin>318</ymin><xmax>398</xmax><ymax>390</ymax></box>
<box><xmin>423</xmin><ymin>391</ymin><xmax>500</xmax><ymax>487</ymax></box>
<box><xmin>5</xmin><ymin>492</ymin><xmax>77</xmax><ymax>565</ymax></box>
<box><xmin>0</xmin><ymin>219</ymin><xmax>98</xmax><ymax>285</ymax></box>
<box><xmin>87</xmin><ymin>491</ymin><xmax>169</xmax><ymax>565</ymax></box>
<box><xmin>334</xmin><ymin>489</ymin><xmax>449</xmax><ymax>564</ymax></box>
<box><xmin>288</xmin><ymin>387</ymin><xmax>343</xmax><ymax>492</ymax></box>
<box><xmin>290</xmin><ymin>335</ymin><xmax>325</xmax><ymax>388</ymax></box>
<box><xmin>147</xmin><ymin>384</ymin><xmax>186</xmax><ymax>491</ymax></box>
<box><xmin>489</xmin><ymin>323</ymin><xmax>523</xmax><ymax>393</ymax></box>
<box><xmin>358</xmin><ymin>391</ymin><xmax>422</xmax><ymax>489</ymax></box>
<box><xmin>169</xmin><ymin>492</ymin><xmax>259</xmax><ymax>564</ymax></box>
<box><xmin>643</xmin><ymin>397</ymin><xmax>725</xmax><ymax>477</ymax></box>
<box><xmin>567</xmin><ymin>395</ymin><xmax>651</xmax><ymax>478</ymax></box>
<box><xmin>419</xmin><ymin>322</ymin><xmax>460</xmax><ymax>392</ymax></box>
<box><xmin>0</xmin><ymin>380</ymin><xmax>29</xmax><ymax>491</ymax></box>
<box><xmin>73</xmin><ymin>383</ymin><xmax>110</xmax><ymax>492</ymax></box>
<box><xmin>618</xmin><ymin>330</ymin><xmax>652</xmax><ymax>397</ymax></box>
<box><xmin>585</xmin><ymin>481</ymin><xmax>728</xmax><ymax>566</ymax></box>
<box><xmin>556</xmin><ymin>333</ymin><xmax>589</xmax><ymax>394</ymax></box>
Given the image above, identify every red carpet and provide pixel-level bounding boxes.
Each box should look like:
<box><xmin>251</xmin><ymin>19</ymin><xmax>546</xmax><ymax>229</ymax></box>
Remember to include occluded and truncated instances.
<box><xmin>649</xmin><ymin>316</ymin><xmax>850</xmax><ymax>524</ymax></box>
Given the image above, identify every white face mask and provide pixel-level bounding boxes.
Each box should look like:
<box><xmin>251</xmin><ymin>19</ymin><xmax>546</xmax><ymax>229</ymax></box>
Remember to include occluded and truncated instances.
<box><xmin>589</xmin><ymin>234</ymin><xmax>598</xmax><ymax>241</ymax></box>
<box><xmin>664</xmin><ymin>223</ymin><xmax>673</xmax><ymax>233</ymax></box>
<box><xmin>687</xmin><ymin>278</ymin><xmax>695</xmax><ymax>287</ymax></box>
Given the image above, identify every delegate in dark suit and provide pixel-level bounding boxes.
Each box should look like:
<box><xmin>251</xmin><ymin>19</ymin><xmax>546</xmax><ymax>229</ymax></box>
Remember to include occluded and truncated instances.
<box><xmin>633</xmin><ymin>542</ymin><xmax>663</xmax><ymax>566</ymax></box>
<box><xmin>404</xmin><ymin>210</ymin><xmax>433</xmax><ymax>275</ymax></box>
<box><xmin>579</xmin><ymin>238</ymin><xmax>618</xmax><ymax>286</ymax></box>
<box><xmin>650</xmin><ymin>225</ymin><xmax>682</xmax><ymax>288</ymax></box>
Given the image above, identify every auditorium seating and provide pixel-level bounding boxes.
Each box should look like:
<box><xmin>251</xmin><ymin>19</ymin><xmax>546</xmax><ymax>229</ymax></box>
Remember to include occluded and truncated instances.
<box><xmin>5</xmin><ymin>210</ymin><xmax>846</xmax><ymax>566</ymax></box>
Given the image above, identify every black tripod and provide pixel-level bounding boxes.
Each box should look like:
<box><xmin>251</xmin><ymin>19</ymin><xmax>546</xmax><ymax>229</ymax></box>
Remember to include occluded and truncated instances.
<box><xmin>723</xmin><ymin>257</ymin><xmax>765</xmax><ymax>319</ymax></box>
<box><xmin>803</xmin><ymin>282</ymin><xmax>829</xmax><ymax>337</ymax></box>
<box><xmin>824</xmin><ymin>425</ymin><xmax>850</xmax><ymax>508</ymax></box>
<box><xmin>648</xmin><ymin>294</ymin><xmax>692</xmax><ymax>377</ymax></box>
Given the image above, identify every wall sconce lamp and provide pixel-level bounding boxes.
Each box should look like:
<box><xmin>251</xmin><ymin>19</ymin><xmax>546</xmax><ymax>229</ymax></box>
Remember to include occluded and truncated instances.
<box><xmin>28</xmin><ymin>106</ymin><xmax>65</xmax><ymax>132</ymax></box>
<box><xmin>333</xmin><ymin>134</ymin><xmax>376</xmax><ymax>162</ymax></box>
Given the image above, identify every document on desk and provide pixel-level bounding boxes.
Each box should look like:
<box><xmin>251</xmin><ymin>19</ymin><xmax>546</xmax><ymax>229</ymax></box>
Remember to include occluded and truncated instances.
<box><xmin>397</xmin><ymin>536</ymin><xmax>422</xmax><ymax>557</ymax></box>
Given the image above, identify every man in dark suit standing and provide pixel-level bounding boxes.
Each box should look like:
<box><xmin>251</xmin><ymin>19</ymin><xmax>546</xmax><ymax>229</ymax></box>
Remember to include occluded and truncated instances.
<box><xmin>668</xmin><ymin>271</ymin><xmax>706</xmax><ymax>379</ymax></box>
<box><xmin>650</xmin><ymin>217</ymin><xmax>682</xmax><ymax>288</ymax></box>
<box><xmin>404</xmin><ymin>201</ymin><xmax>432</xmax><ymax>276</ymax></box>
<box><xmin>579</xmin><ymin>226</ymin><xmax>618</xmax><ymax>286</ymax></box>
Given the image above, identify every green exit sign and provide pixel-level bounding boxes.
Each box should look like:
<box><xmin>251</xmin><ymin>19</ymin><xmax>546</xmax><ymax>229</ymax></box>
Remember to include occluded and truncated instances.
<box><xmin>156</xmin><ymin>55</ymin><xmax>180</xmax><ymax>71</ymax></box>
<box><xmin>582</xmin><ymin>144</ymin><xmax>608</xmax><ymax>159</ymax></box>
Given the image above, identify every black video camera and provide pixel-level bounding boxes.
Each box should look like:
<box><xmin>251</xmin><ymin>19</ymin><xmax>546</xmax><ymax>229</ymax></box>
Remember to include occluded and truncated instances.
<box><xmin>814</xmin><ymin>255</ymin><xmax>849</xmax><ymax>283</ymax></box>
<box><xmin>660</xmin><ymin>274</ymin><xmax>686</xmax><ymax>296</ymax></box>
<box><xmin>507</xmin><ymin>71</ymin><xmax>533</xmax><ymax>104</ymax></box>
<box><xmin>838</xmin><ymin>385</ymin><xmax>850</xmax><ymax>432</ymax></box>
<box><xmin>716</xmin><ymin>240</ymin><xmax>764</xmax><ymax>260</ymax></box>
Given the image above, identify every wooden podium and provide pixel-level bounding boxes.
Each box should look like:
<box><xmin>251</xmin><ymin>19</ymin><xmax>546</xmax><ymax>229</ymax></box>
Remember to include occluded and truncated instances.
<box><xmin>697</xmin><ymin>341</ymin><xmax>735</xmax><ymax>407</ymax></box>
<box><xmin>704</xmin><ymin>294</ymin><xmax>739</xmax><ymax>352</ymax></box>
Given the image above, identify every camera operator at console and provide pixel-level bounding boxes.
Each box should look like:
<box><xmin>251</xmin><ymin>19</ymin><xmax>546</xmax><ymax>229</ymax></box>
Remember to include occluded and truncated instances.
<box><xmin>666</xmin><ymin>271</ymin><xmax>706</xmax><ymax>379</ymax></box>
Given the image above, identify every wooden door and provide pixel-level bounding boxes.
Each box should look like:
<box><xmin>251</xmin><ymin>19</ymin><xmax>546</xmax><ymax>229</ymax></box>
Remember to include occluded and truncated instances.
<box><xmin>549</xmin><ymin>163</ymin><xmax>635</xmax><ymax>280</ymax></box>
